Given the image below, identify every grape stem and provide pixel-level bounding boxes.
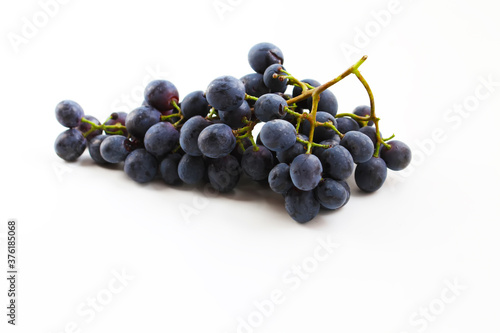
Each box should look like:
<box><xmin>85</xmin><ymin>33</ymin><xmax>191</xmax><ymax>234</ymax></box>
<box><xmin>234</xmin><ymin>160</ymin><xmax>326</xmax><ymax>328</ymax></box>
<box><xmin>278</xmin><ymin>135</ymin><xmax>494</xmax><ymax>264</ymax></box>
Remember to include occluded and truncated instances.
<box><xmin>80</xmin><ymin>117</ymin><xmax>127</xmax><ymax>138</ymax></box>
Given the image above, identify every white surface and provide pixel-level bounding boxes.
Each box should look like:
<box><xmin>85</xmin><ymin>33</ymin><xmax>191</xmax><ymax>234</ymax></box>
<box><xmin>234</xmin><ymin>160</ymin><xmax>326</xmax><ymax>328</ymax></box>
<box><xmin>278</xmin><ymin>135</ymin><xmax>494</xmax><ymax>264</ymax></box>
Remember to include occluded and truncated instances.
<box><xmin>1</xmin><ymin>0</ymin><xmax>500</xmax><ymax>332</ymax></box>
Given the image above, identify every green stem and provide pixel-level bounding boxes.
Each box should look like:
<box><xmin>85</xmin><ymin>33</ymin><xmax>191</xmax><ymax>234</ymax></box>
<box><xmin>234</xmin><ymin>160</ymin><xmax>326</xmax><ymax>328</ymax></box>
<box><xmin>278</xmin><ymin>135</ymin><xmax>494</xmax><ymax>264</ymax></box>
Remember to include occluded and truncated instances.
<box><xmin>171</xmin><ymin>100</ymin><xmax>181</xmax><ymax>112</ymax></box>
<box><xmin>245</xmin><ymin>94</ymin><xmax>258</xmax><ymax>102</ymax></box>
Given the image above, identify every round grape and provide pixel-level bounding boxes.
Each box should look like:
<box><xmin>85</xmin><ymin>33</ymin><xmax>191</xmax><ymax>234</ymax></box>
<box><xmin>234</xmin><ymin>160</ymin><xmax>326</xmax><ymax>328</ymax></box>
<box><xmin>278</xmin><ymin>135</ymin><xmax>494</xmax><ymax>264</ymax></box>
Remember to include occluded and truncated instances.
<box><xmin>241</xmin><ymin>145</ymin><xmax>275</xmax><ymax>181</ymax></box>
<box><xmin>285</xmin><ymin>188</ymin><xmax>320</xmax><ymax>223</ymax></box>
<box><xmin>125</xmin><ymin>106</ymin><xmax>161</xmax><ymax>140</ymax></box>
<box><xmin>380</xmin><ymin>140</ymin><xmax>412</xmax><ymax>171</ymax></box>
<box><xmin>336</xmin><ymin>117</ymin><xmax>360</xmax><ymax>134</ymax></box>
<box><xmin>260</xmin><ymin>119</ymin><xmax>297</xmax><ymax>152</ymax></box>
<box><xmin>340</xmin><ymin>131</ymin><xmax>374</xmax><ymax>164</ymax></box>
<box><xmin>159</xmin><ymin>153</ymin><xmax>183</xmax><ymax>185</ymax></box>
<box><xmin>179</xmin><ymin>116</ymin><xmax>211</xmax><ymax>156</ymax></box>
<box><xmin>219</xmin><ymin>101</ymin><xmax>252</xmax><ymax>129</ymax></box>
<box><xmin>207</xmin><ymin>155</ymin><xmax>241</xmax><ymax>193</ymax></box>
<box><xmin>206</xmin><ymin>76</ymin><xmax>246</xmax><ymax>112</ymax></box>
<box><xmin>181</xmin><ymin>91</ymin><xmax>210</xmax><ymax>119</ymax></box>
<box><xmin>240</xmin><ymin>73</ymin><xmax>270</xmax><ymax>99</ymax></box>
<box><xmin>124</xmin><ymin>149</ymin><xmax>158</xmax><ymax>183</ymax></box>
<box><xmin>314</xmin><ymin>178</ymin><xmax>348</xmax><ymax>210</ymax></box>
<box><xmin>144</xmin><ymin>122</ymin><xmax>180</xmax><ymax>157</ymax></box>
<box><xmin>290</xmin><ymin>154</ymin><xmax>323</xmax><ymax>191</ymax></box>
<box><xmin>248</xmin><ymin>42</ymin><xmax>284</xmax><ymax>74</ymax></box>
<box><xmin>355</xmin><ymin>157</ymin><xmax>387</xmax><ymax>192</ymax></box>
<box><xmin>353</xmin><ymin>105</ymin><xmax>374</xmax><ymax>126</ymax></box>
<box><xmin>268</xmin><ymin>163</ymin><xmax>293</xmax><ymax>194</ymax></box>
<box><xmin>100</xmin><ymin>135</ymin><xmax>130</xmax><ymax>163</ymax></box>
<box><xmin>54</xmin><ymin>129</ymin><xmax>87</xmax><ymax>161</ymax></box>
<box><xmin>320</xmin><ymin>145</ymin><xmax>354</xmax><ymax>181</ymax></box>
<box><xmin>87</xmin><ymin>134</ymin><xmax>108</xmax><ymax>164</ymax></box>
<box><xmin>55</xmin><ymin>100</ymin><xmax>84</xmax><ymax>128</ymax></box>
<box><xmin>254</xmin><ymin>93</ymin><xmax>287</xmax><ymax>122</ymax></box>
<box><xmin>144</xmin><ymin>80</ymin><xmax>179</xmax><ymax>112</ymax></box>
<box><xmin>178</xmin><ymin>154</ymin><xmax>206</xmax><ymax>185</ymax></box>
<box><xmin>263</xmin><ymin>64</ymin><xmax>288</xmax><ymax>93</ymax></box>
<box><xmin>198</xmin><ymin>123</ymin><xmax>236</xmax><ymax>159</ymax></box>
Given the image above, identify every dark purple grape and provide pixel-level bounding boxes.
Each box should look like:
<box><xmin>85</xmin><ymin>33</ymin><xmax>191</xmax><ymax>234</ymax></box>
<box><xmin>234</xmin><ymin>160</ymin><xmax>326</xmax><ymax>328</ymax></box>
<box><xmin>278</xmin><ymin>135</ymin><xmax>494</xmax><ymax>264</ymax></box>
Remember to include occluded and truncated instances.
<box><xmin>284</xmin><ymin>188</ymin><xmax>320</xmax><ymax>223</ymax></box>
<box><xmin>144</xmin><ymin>122</ymin><xmax>179</xmax><ymax>157</ymax></box>
<box><xmin>248</xmin><ymin>42</ymin><xmax>284</xmax><ymax>74</ymax></box>
<box><xmin>355</xmin><ymin>157</ymin><xmax>387</xmax><ymax>192</ymax></box>
<box><xmin>276</xmin><ymin>134</ymin><xmax>307</xmax><ymax>164</ymax></box>
<box><xmin>125</xmin><ymin>106</ymin><xmax>161</xmax><ymax>140</ymax></box>
<box><xmin>254</xmin><ymin>93</ymin><xmax>287</xmax><ymax>122</ymax></box>
<box><xmin>260</xmin><ymin>120</ymin><xmax>297</xmax><ymax>152</ymax></box>
<box><xmin>100</xmin><ymin>135</ymin><xmax>130</xmax><ymax>163</ymax></box>
<box><xmin>159</xmin><ymin>153</ymin><xmax>183</xmax><ymax>185</ymax></box>
<box><xmin>54</xmin><ymin>129</ymin><xmax>86</xmax><ymax>161</ymax></box>
<box><xmin>289</xmin><ymin>154</ymin><xmax>323</xmax><ymax>191</ymax></box>
<box><xmin>178</xmin><ymin>154</ymin><xmax>206</xmax><ymax>185</ymax></box>
<box><xmin>124</xmin><ymin>149</ymin><xmax>158</xmax><ymax>183</ymax></box>
<box><xmin>55</xmin><ymin>100</ymin><xmax>84</xmax><ymax>128</ymax></box>
<box><xmin>292</xmin><ymin>79</ymin><xmax>320</xmax><ymax>109</ymax></box>
<box><xmin>240</xmin><ymin>73</ymin><xmax>270</xmax><ymax>99</ymax></box>
<box><xmin>241</xmin><ymin>145</ymin><xmax>275</xmax><ymax>181</ymax></box>
<box><xmin>340</xmin><ymin>131</ymin><xmax>374</xmax><ymax>164</ymax></box>
<box><xmin>380</xmin><ymin>140</ymin><xmax>412</xmax><ymax>171</ymax></box>
<box><xmin>219</xmin><ymin>101</ymin><xmax>251</xmax><ymax>129</ymax></box>
<box><xmin>268</xmin><ymin>163</ymin><xmax>293</xmax><ymax>194</ymax></box>
<box><xmin>314</xmin><ymin>178</ymin><xmax>348</xmax><ymax>210</ymax></box>
<box><xmin>207</xmin><ymin>155</ymin><xmax>241</xmax><ymax>193</ymax></box>
<box><xmin>299</xmin><ymin>111</ymin><xmax>339</xmax><ymax>142</ymax></box>
<box><xmin>336</xmin><ymin>117</ymin><xmax>360</xmax><ymax>134</ymax></box>
<box><xmin>263</xmin><ymin>64</ymin><xmax>288</xmax><ymax>93</ymax></box>
<box><xmin>180</xmin><ymin>91</ymin><xmax>210</xmax><ymax>119</ymax></box>
<box><xmin>87</xmin><ymin>134</ymin><xmax>108</xmax><ymax>164</ymax></box>
<box><xmin>144</xmin><ymin>80</ymin><xmax>179</xmax><ymax>112</ymax></box>
<box><xmin>320</xmin><ymin>145</ymin><xmax>354</xmax><ymax>181</ymax></box>
<box><xmin>206</xmin><ymin>76</ymin><xmax>246</xmax><ymax>112</ymax></box>
<box><xmin>179</xmin><ymin>116</ymin><xmax>212</xmax><ymax>156</ymax></box>
<box><xmin>358</xmin><ymin>126</ymin><xmax>380</xmax><ymax>146</ymax></box>
<box><xmin>198</xmin><ymin>123</ymin><xmax>236</xmax><ymax>159</ymax></box>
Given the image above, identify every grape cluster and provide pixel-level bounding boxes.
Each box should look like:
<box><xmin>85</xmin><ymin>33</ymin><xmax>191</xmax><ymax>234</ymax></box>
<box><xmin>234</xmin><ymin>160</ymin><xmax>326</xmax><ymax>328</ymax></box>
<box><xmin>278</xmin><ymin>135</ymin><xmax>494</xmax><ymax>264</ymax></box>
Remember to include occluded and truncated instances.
<box><xmin>54</xmin><ymin>42</ymin><xmax>412</xmax><ymax>223</ymax></box>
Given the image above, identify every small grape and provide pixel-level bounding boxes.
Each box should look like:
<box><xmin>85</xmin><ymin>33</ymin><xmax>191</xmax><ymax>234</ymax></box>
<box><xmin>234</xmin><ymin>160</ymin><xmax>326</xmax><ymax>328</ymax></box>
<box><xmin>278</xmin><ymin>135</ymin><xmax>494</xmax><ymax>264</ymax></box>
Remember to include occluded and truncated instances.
<box><xmin>144</xmin><ymin>80</ymin><xmax>179</xmax><ymax>112</ymax></box>
<box><xmin>299</xmin><ymin>111</ymin><xmax>339</xmax><ymax>142</ymax></box>
<box><xmin>241</xmin><ymin>145</ymin><xmax>275</xmax><ymax>181</ymax></box>
<box><xmin>206</xmin><ymin>76</ymin><xmax>246</xmax><ymax>112</ymax></box>
<box><xmin>284</xmin><ymin>188</ymin><xmax>320</xmax><ymax>223</ymax></box>
<box><xmin>358</xmin><ymin>126</ymin><xmax>380</xmax><ymax>146</ymax></box>
<box><xmin>340</xmin><ymin>131</ymin><xmax>374</xmax><ymax>164</ymax></box>
<box><xmin>290</xmin><ymin>154</ymin><xmax>323</xmax><ymax>191</ymax></box>
<box><xmin>248</xmin><ymin>42</ymin><xmax>284</xmax><ymax>74</ymax></box>
<box><xmin>320</xmin><ymin>145</ymin><xmax>354</xmax><ymax>181</ymax></box>
<box><xmin>336</xmin><ymin>117</ymin><xmax>360</xmax><ymax>134</ymax></box>
<box><xmin>263</xmin><ymin>64</ymin><xmax>288</xmax><ymax>93</ymax></box>
<box><xmin>87</xmin><ymin>134</ymin><xmax>108</xmax><ymax>164</ymax></box>
<box><xmin>181</xmin><ymin>91</ymin><xmax>211</xmax><ymax>119</ymax></box>
<box><xmin>353</xmin><ymin>105</ymin><xmax>374</xmax><ymax>126</ymax></box>
<box><xmin>179</xmin><ymin>116</ymin><xmax>212</xmax><ymax>156</ymax></box>
<box><xmin>276</xmin><ymin>134</ymin><xmax>307</xmax><ymax>164</ymax></box>
<box><xmin>260</xmin><ymin>119</ymin><xmax>297</xmax><ymax>152</ymax></box>
<box><xmin>54</xmin><ymin>129</ymin><xmax>86</xmax><ymax>161</ymax></box>
<box><xmin>198</xmin><ymin>123</ymin><xmax>236</xmax><ymax>159</ymax></box>
<box><xmin>55</xmin><ymin>100</ymin><xmax>84</xmax><ymax>128</ymax></box>
<box><xmin>159</xmin><ymin>153</ymin><xmax>183</xmax><ymax>185</ymax></box>
<box><xmin>219</xmin><ymin>101</ymin><xmax>252</xmax><ymax>129</ymax></box>
<box><xmin>144</xmin><ymin>122</ymin><xmax>180</xmax><ymax>157</ymax></box>
<box><xmin>207</xmin><ymin>155</ymin><xmax>241</xmax><ymax>193</ymax></box>
<box><xmin>100</xmin><ymin>135</ymin><xmax>130</xmax><ymax>163</ymax></box>
<box><xmin>314</xmin><ymin>178</ymin><xmax>348</xmax><ymax>210</ymax></box>
<box><xmin>178</xmin><ymin>154</ymin><xmax>206</xmax><ymax>185</ymax></box>
<box><xmin>355</xmin><ymin>156</ymin><xmax>387</xmax><ymax>192</ymax></box>
<box><xmin>380</xmin><ymin>140</ymin><xmax>412</xmax><ymax>171</ymax></box>
<box><xmin>124</xmin><ymin>149</ymin><xmax>158</xmax><ymax>183</ymax></box>
<box><xmin>268</xmin><ymin>163</ymin><xmax>293</xmax><ymax>194</ymax></box>
<box><xmin>125</xmin><ymin>106</ymin><xmax>161</xmax><ymax>140</ymax></box>
<box><xmin>240</xmin><ymin>73</ymin><xmax>270</xmax><ymax>99</ymax></box>
<box><xmin>254</xmin><ymin>93</ymin><xmax>287</xmax><ymax>122</ymax></box>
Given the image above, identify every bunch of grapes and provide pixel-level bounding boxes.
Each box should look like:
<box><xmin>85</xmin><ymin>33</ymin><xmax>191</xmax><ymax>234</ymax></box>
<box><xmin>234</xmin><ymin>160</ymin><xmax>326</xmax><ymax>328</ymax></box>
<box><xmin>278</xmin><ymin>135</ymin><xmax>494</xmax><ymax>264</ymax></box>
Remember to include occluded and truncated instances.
<box><xmin>54</xmin><ymin>42</ymin><xmax>412</xmax><ymax>223</ymax></box>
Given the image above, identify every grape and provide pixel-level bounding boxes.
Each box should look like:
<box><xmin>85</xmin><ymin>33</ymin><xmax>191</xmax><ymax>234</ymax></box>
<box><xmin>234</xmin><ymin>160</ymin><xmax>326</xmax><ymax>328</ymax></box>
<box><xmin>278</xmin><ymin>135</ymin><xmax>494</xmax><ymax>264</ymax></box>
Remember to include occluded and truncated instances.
<box><xmin>291</xmin><ymin>80</ymin><xmax>338</xmax><ymax>116</ymax></box>
<box><xmin>248</xmin><ymin>42</ymin><xmax>284</xmax><ymax>74</ymax></box>
<box><xmin>100</xmin><ymin>135</ymin><xmax>130</xmax><ymax>163</ymax></box>
<box><xmin>144</xmin><ymin>80</ymin><xmax>179</xmax><ymax>112</ymax></box>
<box><xmin>219</xmin><ymin>100</ymin><xmax>251</xmax><ymax>129</ymax></box>
<box><xmin>260</xmin><ymin>120</ymin><xmax>297</xmax><ymax>152</ymax></box>
<box><xmin>231</xmin><ymin>137</ymin><xmax>252</xmax><ymax>162</ymax></box>
<box><xmin>380</xmin><ymin>140</ymin><xmax>412</xmax><ymax>171</ymax></box>
<box><xmin>340</xmin><ymin>131</ymin><xmax>374</xmax><ymax>164</ymax></box>
<box><xmin>144</xmin><ymin>122</ymin><xmax>179</xmax><ymax>157</ymax></box>
<box><xmin>241</xmin><ymin>145</ymin><xmax>275</xmax><ymax>181</ymax></box>
<box><xmin>78</xmin><ymin>115</ymin><xmax>102</xmax><ymax>140</ymax></box>
<box><xmin>207</xmin><ymin>155</ymin><xmax>241</xmax><ymax>193</ymax></box>
<box><xmin>263</xmin><ymin>64</ymin><xmax>288</xmax><ymax>93</ymax></box>
<box><xmin>355</xmin><ymin>157</ymin><xmax>387</xmax><ymax>192</ymax></box>
<box><xmin>314</xmin><ymin>178</ymin><xmax>348</xmax><ymax>210</ymax></box>
<box><xmin>240</xmin><ymin>73</ymin><xmax>269</xmax><ymax>99</ymax></box>
<box><xmin>159</xmin><ymin>153</ymin><xmax>183</xmax><ymax>185</ymax></box>
<box><xmin>353</xmin><ymin>105</ymin><xmax>374</xmax><ymax>126</ymax></box>
<box><xmin>284</xmin><ymin>188</ymin><xmax>320</xmax><ymax>223</ymax></box>
<box><xmin>125</xmin><ymin>106</ymin><xmax>161</xmax><ymax>140</ymax></box>
<box><xmin>206</xmin><ymin>76</ymin><xmax>246</xmax><ymax>112</ymax></box>
<box><xmin>88</xmin><ymin>134</ymin><xmax>108</xmax><ymax>164</ymax></box>
<box><xmin>299</xmin><ymin>111</ymin><xmax>339</xmax><ymax>142</ymax></box>
<box><xmin>336</xmin><ymin>117</ymin><xmax>360</xmax><ymax>134</ymax></box>
<box><xmin>358</xmin><ymin>126</ymin><xmax>380</xmax><ymax>146</ymax></box>
<box><xmin>54</xmin><ymin>129</ymin><xmax>87</xmax><ymax>161</ymax></box>
<box><xmin>312</xmin><ymin>137</ymin><xmax>340</xmax><ymax>160</ymax></box>
<box><xmin>268</xmin><ymin>163</ymin><xmax>293</xmax><ymax>194</ymax></box>
<box><xmin>276</xmin><ymin>134</ymin><xmax>307</xmax><ymax>164</ymax></box>
<box><xmin>104</xmin><ymin>112</ymin><xmax>128</xmax><ymax>136</ymax></box>
<box><xmin>254</xmin><ymin>93</ymin><xmax>287</xmax><ymax>122</ymax></box>
<box><xmin>179</xmin><ymin>116</ymin><xmax>212</xmax><ymax>156</ymax></box>
<box><xmin>124</xmin><ymin>149</ymin><xmax>158</xmax><ymax>183</ymax></box>
<box><xmin>320</xmin><ymin>145</ymin><xmax>354</xmax><ymax>181</ymax></box>
<box><xmin>55</xmin><ymin>100</ymin><xmax>84</xmax><ymax>128</ymax></box>
<box><xmin>198</xmin><ymin>123</ymin><xmax>236</xmax><ymax>158</ymax></box>
<box><xmin>178</xmin><ymin>154</ymin><xmax>206</xmax><ymax>185</ymax></box>
<box><xmin>290</xmin><ymin>154</ymin><xmax>323</xmax><ymax>191</ymax></box>
<box><xmin>180</xmin><ymin>91</ymin><xmax>210</xmax><ymax>119</ymax></box>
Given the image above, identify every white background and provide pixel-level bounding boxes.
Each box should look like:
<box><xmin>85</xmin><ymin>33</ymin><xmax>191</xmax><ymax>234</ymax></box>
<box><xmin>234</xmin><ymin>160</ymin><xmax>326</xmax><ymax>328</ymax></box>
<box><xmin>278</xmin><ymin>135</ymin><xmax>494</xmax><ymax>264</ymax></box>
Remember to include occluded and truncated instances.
<box><xmin>1</xmin><ymin>0</ymin><xmax>500</xmax><ymax>332</ymax></box>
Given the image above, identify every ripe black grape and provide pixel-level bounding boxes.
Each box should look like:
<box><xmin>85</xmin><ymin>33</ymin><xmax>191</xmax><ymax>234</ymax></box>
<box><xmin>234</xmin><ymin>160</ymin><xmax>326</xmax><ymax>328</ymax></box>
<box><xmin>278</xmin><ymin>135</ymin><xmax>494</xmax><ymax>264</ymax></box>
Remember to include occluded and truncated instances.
<box><xmin>198</xmin><ymin>123</ymin><xmax>236</xmax><ymax>159</ymax></box>
<box><xmin>144</xmin><ymin>80</ymin><xmax>179</xmax><ymax>112</ymax></box>
<box><xmin>179</xmin><ymin>116</ymin><xmax>212</xmax><ymax>156</ymax></box>
<box><xmin>55</xmin><ymin>100</ymin><xmax>84</xmax><ymax>128</ymax></box>
<box><xmin>263</xmin><ymin>64</ymin><xmax>288</xmax><ymax>93</ymax></box>
<box><xmin>180</xmin><ymin>91</ymin><xmax>211</xmax><ymax>119</ymax></box>
<box><xmin>206</xmin><ymin>76</ymin><xmax>246</xmax><ymax>112</ymax></box>
<box><xmin>254</xmin><ymin>93</ymin><xmax>287</xmax><ymax>122</ymax></box>
<box><xmin>125</xmin><ymin>106</ymin><xmax>161</xmax><ymax>140</ymax></box>
<box><xmin>355</xmin><ymin>157</ymin><xmax>387</xmax><ymax>192</ymax></box>
<box><xmin>207</xmin><ymin>155</ymin><xmax>241</xmax><ymax>193</ymax></box>
<box><xmin>260</xmin><ymin>120</ymin><xmax>297</xmax><ymax>152</ymax></box>
<box><xmin>100</xmin><ymin>135</ymin><xmax>130</xmax><ymax>163</ymax></box>
<box><xmin>336</xmin><ymin>117</ymin><xmax>360</xmax><ymax>134</ymax></box>
<box><xmin>320</xmin><ymin>145</ymin><xmax>354</xmax><ymax>181</ymax></box>
<box><xmin>380</xmin><ymin>140</ymin><xmax>412</xmax><ymax>171</ymax></box>
<box><xmin>290</xmin><ymin>154</ymin><xmax>323</xmax><ymax>191</ymax></box>
<box><xmin>178</xmin><ymin>154</ymin><xmax>206</xmax><ymax>185</ymax></box>
<box><xmin>159</xmin><ymin>153</ymin><xmax>183</xmax><ymax>185</ymax></box>
<box><xmin>284</xmin><ymin>188</ymin><xmax>320</xmax><ymax>223</ymax></box>
<box><xmin>314</xmin><ymin>178</ymin><xmax>348</xmax><ymax>210</ymax></box>
<box><xmin>124</xmin><ymin>149</ymin><xmax>158</xmax><ymax>183</ymax></box>
<box><xmin>144</xmin><ymin>122</ymin><xmax>180</xmax><ymax>158</ymax></box>
<box><xmin>54</xmin><ymin>129</ymin><xmax>86</xmax><ymax>161</ymax></box>
<box><xmin>241</xmin><ymin>145</ymin><xmax>275</xmax><ymax>181</ymax></box>
<box><xmin>248</xmin><ymin>42</ymin><xmax>284</xmax><ymax>74</ymax></box>
<box><xmin>88</xmin><ymin>135</ymin><xmax>108</xmax><ymax>164</ymax></box>
<box><xmin>268</xmin><ymin>163</ymin><xmax>293</xmax><ymax>194</ymax></box>
<box><xmin>340</xmin><ymin>131</ymin><xmax>374</xmax><ymax>164</ymax></box>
